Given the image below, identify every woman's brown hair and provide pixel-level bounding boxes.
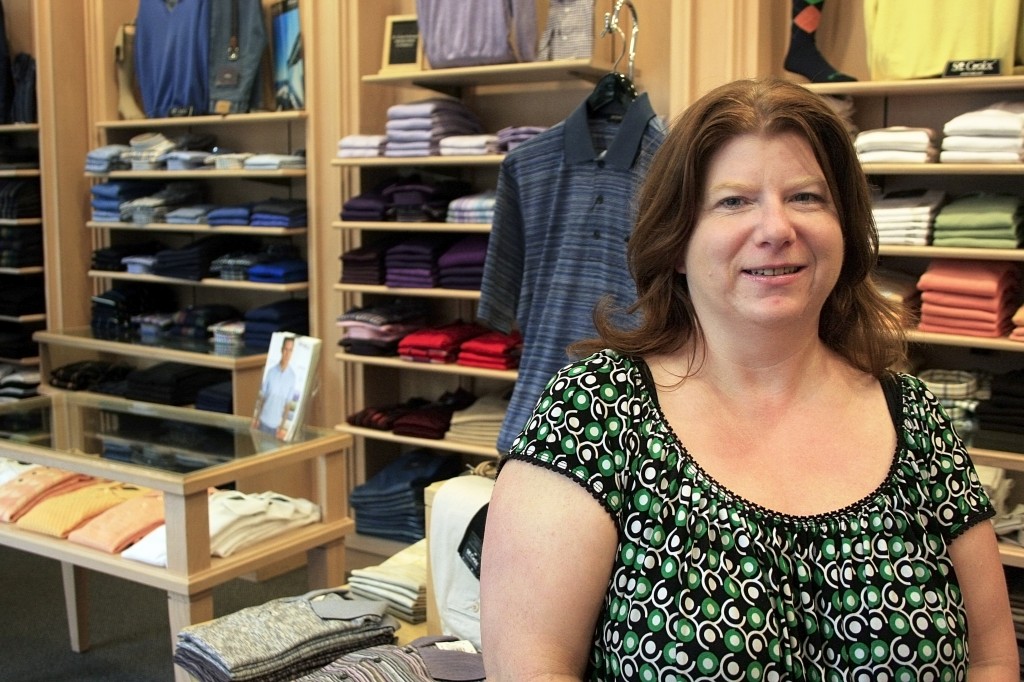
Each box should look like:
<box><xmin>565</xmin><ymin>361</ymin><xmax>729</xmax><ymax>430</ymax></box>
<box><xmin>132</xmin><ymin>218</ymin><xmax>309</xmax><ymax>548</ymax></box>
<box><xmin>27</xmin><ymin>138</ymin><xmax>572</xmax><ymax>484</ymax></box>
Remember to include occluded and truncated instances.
<box><xmin>572</xmin><ymin>77</ymin><xmax>906</xmax><ymax>377</ymax></box>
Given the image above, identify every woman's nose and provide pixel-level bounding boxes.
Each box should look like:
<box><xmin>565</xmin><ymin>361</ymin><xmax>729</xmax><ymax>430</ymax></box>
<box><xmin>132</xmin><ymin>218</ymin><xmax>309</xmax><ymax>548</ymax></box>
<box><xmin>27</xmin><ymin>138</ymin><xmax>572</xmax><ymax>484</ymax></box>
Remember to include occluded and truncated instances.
<box><xmin>756</xmin><ymin>201</ymin><xmax>797</xmax><ymax>244</ymax></box>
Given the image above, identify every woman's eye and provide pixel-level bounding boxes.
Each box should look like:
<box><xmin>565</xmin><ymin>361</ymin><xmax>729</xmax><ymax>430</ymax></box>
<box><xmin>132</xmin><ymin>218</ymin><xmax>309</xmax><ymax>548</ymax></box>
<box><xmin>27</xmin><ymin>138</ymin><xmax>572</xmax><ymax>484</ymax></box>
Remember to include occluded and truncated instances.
<box><xmin>719</xmin><ymin>196</ymin><xmax>745</xmax><ymax>208</ymax></box>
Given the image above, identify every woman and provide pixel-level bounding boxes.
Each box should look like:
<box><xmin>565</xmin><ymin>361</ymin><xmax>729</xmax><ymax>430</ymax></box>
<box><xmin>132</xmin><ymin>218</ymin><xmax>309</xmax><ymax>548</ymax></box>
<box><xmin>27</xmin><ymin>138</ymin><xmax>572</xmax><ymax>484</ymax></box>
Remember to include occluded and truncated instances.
<box><xmin>479</xmin><ymin>78</ymin><xmax>1018</xmax><ymax>680</ymax></box>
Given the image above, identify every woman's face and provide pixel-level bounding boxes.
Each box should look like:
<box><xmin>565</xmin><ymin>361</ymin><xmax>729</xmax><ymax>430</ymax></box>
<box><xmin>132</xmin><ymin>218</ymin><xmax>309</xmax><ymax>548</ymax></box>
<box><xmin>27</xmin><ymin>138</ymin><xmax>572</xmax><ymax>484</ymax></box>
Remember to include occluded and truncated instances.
<box><xmin>678</xmin><ymin>131</ymin><xmax>843</xmax><ymax>336</ymax></box>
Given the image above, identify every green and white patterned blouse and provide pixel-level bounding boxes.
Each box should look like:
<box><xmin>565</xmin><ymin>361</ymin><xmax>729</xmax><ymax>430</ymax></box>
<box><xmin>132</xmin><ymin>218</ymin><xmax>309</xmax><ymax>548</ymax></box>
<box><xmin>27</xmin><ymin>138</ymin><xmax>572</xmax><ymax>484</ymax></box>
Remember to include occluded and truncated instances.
<box><xmin>504</xmin><ymin>350</ymin><xmax>993</xmax><ymax>681</ymax></box>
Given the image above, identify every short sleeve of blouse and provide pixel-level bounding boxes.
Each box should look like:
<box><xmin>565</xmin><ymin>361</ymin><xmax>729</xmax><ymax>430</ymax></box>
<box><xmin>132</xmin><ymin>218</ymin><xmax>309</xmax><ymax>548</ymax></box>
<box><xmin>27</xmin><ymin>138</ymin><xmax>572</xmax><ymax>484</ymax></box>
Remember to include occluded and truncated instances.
<box><xmin>897</xmin><ymin>373</ymin><xmax>994</xmax><ymax>540</ymax></box>
<box><xmin>502</xmin><ymin>351</ymin><xmax>638</xmax><ymax>518</ymax></box>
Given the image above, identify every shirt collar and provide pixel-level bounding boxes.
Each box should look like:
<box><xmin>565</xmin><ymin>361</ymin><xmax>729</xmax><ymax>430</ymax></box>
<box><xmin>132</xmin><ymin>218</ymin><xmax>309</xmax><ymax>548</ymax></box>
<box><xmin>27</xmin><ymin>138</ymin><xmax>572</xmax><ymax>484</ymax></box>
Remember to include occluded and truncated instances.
<box><xmin>563</xmin><ymin>91</ymin><xmax>656</xmax><ymax>169</ymax></box>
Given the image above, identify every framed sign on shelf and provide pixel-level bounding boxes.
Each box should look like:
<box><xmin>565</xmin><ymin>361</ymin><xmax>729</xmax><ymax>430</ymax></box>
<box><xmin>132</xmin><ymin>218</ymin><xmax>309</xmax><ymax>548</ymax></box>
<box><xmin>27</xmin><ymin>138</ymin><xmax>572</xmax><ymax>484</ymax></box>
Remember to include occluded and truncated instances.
<box><xmin>380</xmin><ymin>14</ymin><xmax>423</xmax><ymax>73</ymax></box>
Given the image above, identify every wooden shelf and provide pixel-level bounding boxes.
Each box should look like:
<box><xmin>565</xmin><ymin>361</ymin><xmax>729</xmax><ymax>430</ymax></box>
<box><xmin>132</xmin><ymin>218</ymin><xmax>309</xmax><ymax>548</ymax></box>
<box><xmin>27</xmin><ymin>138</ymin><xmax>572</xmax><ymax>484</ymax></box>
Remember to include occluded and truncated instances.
<box><xmin>0</xmin><ymin>355</ymin><xmax>38</xmax><ymax>366</ymax></box>
<box><xmin>806</xmin><ymin>74</ymin><xmax>1024</xmax><ymax>97</ymax></box>
<box><xmin>87</xmin><ymin>221</ymin><xmax>307</xmax><ymax>236</ymax></box>
<box><xmin>0</xmin><ymin>168</ymin><xmax>39</xmax><ymax>178</ymax></box>
<box><xmin>0</xmin><ymin>217</ymin><xmax>41</xmax><ymax>226</ymax></box>
<box><xmin>0</xmin><ymin>266</ymin><xmax>42</xmax><ymax>275</ymax></box>
<box><xmin>33</xmin><ymin>328</ymin><xmax>267</xmax><ymax>370</ymax></box>
<box><xmin>88</xmin><ymin>169</ymin><xmax>307</xmax><ymax>180</ymax></box>
<box><xmin>362</xmin><ymin>57</ymin><xmax>606</xmax><ymax>89</ymax></box>
<box><xmin>332</xmin><ymin>155</ymin><xmax>504</xmax><ymax>168</ymax></box>
<box><xmin>879</xmin><ymin>245</ymin><xmax>1024</xmax><ymax>261</ymax></box>
<box><xmin>906</xmin><ymin>330</ymin><xmax>1024</xmax><ymax>352</ymax></box>
<box><xmin>0</xmin><ymin>313</ymin><xmax>45</xmax><ymax>324</ymax></box>
<box><xmin>95</xmin><ymin>110</ymin><xmax>307</xmax><ymax>129</ymax></box>
<box><xmin>862</xmin><ymin>163</ymin><xmax>1024</xmax><ymax>175</ymax></box>
<box><xmin>971</xmin><ymin>448</ymin><xmax>1024</xmax><ymax>472</ymax></box>
<box><xmin>334</xmin><ymin>283</ymin><xmax>480</xmax><ymax>300</ymax></box>
<box><xmin>998</xmin><ymin>542</ymin><xmax>1024</xmax><ymax>569</ymax></box>
<box><xmin>333</xmin><ymin>220</ymin><xmax>490</xmax><ymax>234</ymax></box>
<box><xmin>0</xmin><ymin>122</ymin><xmax>40</xmax><ymax>133</ymax></box>
<box><xmin>336</xmin><ymin>424</ymin><xmax>500</xmax><ymax>459</ymax></box>
<box><xmin>88</xmin><ymin>270</ymin><xmax>309</xmax><ymax>292</ymax></box>
<box><xmin>335</xmin><ymin>350</ymin><xmax>518</xmax><ymax>381</ymax></box>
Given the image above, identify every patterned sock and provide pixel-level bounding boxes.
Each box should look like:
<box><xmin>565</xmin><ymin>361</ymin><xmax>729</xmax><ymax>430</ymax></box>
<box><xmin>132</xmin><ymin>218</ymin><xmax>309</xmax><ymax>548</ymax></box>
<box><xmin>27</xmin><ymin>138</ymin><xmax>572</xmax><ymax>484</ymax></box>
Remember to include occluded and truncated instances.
<box><xmin>784</xmin><ymin>0</ymin><xmax>856</xmax><ymax>83</ymax></box>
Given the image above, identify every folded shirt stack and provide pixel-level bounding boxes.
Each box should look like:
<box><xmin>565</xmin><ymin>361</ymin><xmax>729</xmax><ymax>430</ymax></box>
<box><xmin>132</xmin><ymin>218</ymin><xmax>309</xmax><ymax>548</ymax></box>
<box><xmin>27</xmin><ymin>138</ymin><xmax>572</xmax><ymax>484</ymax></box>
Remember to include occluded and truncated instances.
<box><xmin>384</xmin><ymin>97</ymin><xmax>483</xmax><ymax>157</ymax></box>
<box><xmin>243</xmin><ymin>153</ymin><xmax>306</xmax><ymax>170</ymax></box>
<box><xmin>871</xmin><ymin>188</ymin><xmax>947</xmax><ymax>246</ymax></box>
<box><xmin>242</xmin><ymin>298</ymin><xmax>309</xmax><ymax>351</ymax></box>
<box><xmin>15</xmin><ymin>480</ymin><xmax>152</xmax><ymax>539</ymax></box>
<box><xmin>382</xmin><ymin>178</ymin><xmax>473</xmax><ymax>222</ymax></box>
<box><xmin>151</xmin><ymin>234</ymin><xmax>254</xmax><ymax>281</ymax></box>
<box><xmin>84</xmin><ymin>143</ymin><xmax>130</xmax><ymax>173</ymax></box>
<box><xmin>438</xmin><ymin>134</ymin><xmax>500</xmax><ymax>156</ymax></box>
<box><xmin>0</xmin><ymin>225</ymin><xmax>42</xmax><ymax>267</ymax></box>
<box><xmin>0</xmin><ymin>178</ymin><xmax>42</xmax><ymax>219</ymax></box>
<box><xmin>337</xmin><ymin>134</ymin><xmax>387</xmax><ymax>158</ymax></box>
<box><xmin>121</xmin><ymin>132</ymin><xmax>179</xmax><ymax>171</ymax></box>
<box><xmin>121</xmin><ymin>181</ymin><xmax>205</xmax><ymax>225</ymax></box>
<box><xmin>446</xmin><ymin>190</ymin><xmax>496</xmax><ymax>224</ymax></box>
<box><xmin>250</xmin><ymin>198</ymin><xmax>307</xmax><ymax>228</ymax></box>
<box><xmin>0</xmin><ymin>367</ymin><xmax>40</xmax><ymax>401</ymax></box>
<box><xmin>124</xmin><ymin>361</ymin><xmax>231</xmax><ymax>406</ymax></box>
<box><xmin>165</xmin><ymin>203</ymin><xmax>217</xmax><ymax>225</ymax></box>
<box><xmin>194</xmin><ymin>379</ymin><xmax>234</xmax><ymax>414</ymax></box>
<box><xmin>337</xmin><ymin>299</ymin><xmax>427</xmax><ymax>357</ymax></box>
<box><xmin>455</xmin><ymin>330</ymin><xmax>522</xmax><ymax>370</ymax></box>
<box><xmin>385</xmin><ymin>237</ymin><xmax>452</xmax><ymax>288</ymax></box>
<box><xmin>208</xmin><ymin>319</ymin><xmax>246</xmax><ymax>355</ymax></box>
<box><xmin>974</xmin><ymin>370</ymin><xmax>1024</xmax><ymax>444</ymax></box>
<box><xmin>496</xmin><ymin>124</ymin><xmax>547</xmax><ymax>151</ymax></box>
<box><xmin>90</xmin><ymin>283</ymin><xmax>179</xmax><ymax>342</ymax></box>
<box><xmin>1012</xmin><ymin>304</ymin><xmax>1024</xmax><ymax>343</ymax></box>
<box><xmin>397</xmin><ymin>321</ymin><xmax>489</xmax><ymax>364</ymax></box>
<box><xmin>339</xmin><ymin>242</ymin><xmax>390</xmax><ymax>285</ymax></box>
<box><xmin>0</xmin><ymin>465</ymin><xmax>95</xmax><ymax>523</ymax></box>
<box><xmin>855</xmin><ymin>126</ymin><xmax>939</xmax><ymax>164</ymax></box>
<box><xmin>931</xmin><ymin>193</ymin><xmax>1023</xmax><ymax>249</ymax></box>
<box><xmin>941</xmin><ymin>101</ymin><xmax>1024</xmax><ymax>164</ymax></box>
<box><xmin>916</xmin><ymin>259</ymin><xmax>1021</xmax><ymax>337</ymax></box>
<box><xmin>438</xmin><ymin>234</ymin><xmax>489</xmax><ymax>290</ymax></box>
<box><xmin>122</xmin><ymin>488</ymin><xmax>321</xmax><ymax>566</ymax></box>
<box><xmin>349</xmin><ymin>448</ymin><xmax>464</xmax><ymax>543</ymax></box>
<box><xmin>446</xmin><ymin>389</ymin><xmax>511</xmax><ymax>448</ymax></box>
<box><xmin>89</xmin><ymin>180</ymin><xmax>163</xmax><ymax>222</ymax></box>
<box><xmin>917</xmin><ymin>367</ymin><xmax>989</xmax><ymax>444</ymax></box>
<box><xmin>348</xmin><ymin>539</ymin><xmax>429</xmax><ymax>623</ymax></box>
<box><xmin>391</xmin><ymin>388</ymin><xmax>477</xmax><ymax>441</ymax></box>
<box><xmin>206</xmin><ymin>203</ymin><xmax>252</xmax><ymax>226</ymax></box>
<box><xmin>174</xmin><ymin>589</ymin><xmax>397</xmax><ymax>682</ymax></box>
<box><xmin>66</xmin><ymin>489</ymin><xmax>164</xmax><ymax>554</ymax></box>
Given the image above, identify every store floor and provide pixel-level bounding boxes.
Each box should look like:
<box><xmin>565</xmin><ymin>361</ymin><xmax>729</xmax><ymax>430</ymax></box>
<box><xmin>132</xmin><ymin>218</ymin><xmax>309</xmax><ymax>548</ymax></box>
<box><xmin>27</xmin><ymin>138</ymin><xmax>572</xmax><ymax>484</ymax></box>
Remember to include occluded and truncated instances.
<box><xmin>0</xmin><ymin>544</ymin><xmax>308</xmax><ymax>681</ymax></box>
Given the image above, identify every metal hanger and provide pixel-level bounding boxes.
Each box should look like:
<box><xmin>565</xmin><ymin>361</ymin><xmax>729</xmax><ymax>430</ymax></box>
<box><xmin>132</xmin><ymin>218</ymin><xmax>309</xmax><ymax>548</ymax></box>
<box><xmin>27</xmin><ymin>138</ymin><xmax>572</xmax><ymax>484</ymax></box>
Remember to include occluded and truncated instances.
<box><xmin>586</xmin><ymin>0</ymin><xmax>641</xmax><ymax>118</ymax></box>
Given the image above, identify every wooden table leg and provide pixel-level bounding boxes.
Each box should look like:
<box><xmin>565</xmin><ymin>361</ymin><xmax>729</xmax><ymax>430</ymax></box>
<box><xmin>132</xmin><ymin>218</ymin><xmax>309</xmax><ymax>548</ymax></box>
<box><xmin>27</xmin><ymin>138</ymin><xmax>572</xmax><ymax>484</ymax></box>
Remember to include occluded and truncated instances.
<box><xmin>167</xmin><ymin>589</ymin><xmax>213</xmax><ymax>682</ymax></box>
<box><xmin>60</xmin><ymin>561</ymin><xmax>89</xmax><ymax>652</ymax></box>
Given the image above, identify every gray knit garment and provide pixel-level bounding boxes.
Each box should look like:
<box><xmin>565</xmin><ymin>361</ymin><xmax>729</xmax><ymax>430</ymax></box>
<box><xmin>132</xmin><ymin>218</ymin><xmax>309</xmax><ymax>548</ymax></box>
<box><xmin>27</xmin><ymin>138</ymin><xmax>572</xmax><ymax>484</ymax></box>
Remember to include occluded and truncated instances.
<box><xmin>173</xmin><ymin>589</ymin><xmax>399</xmax><ymax>682</ymax></box>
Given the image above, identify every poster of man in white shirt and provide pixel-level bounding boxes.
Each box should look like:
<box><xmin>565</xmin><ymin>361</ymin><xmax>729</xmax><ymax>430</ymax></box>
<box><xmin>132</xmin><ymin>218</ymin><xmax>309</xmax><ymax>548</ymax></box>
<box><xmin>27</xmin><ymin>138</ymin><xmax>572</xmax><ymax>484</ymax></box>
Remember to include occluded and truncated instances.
<box><xmin>251</xmin><ymin>332</ymin><xmax>320</xmax><ymax>441</ymax></box>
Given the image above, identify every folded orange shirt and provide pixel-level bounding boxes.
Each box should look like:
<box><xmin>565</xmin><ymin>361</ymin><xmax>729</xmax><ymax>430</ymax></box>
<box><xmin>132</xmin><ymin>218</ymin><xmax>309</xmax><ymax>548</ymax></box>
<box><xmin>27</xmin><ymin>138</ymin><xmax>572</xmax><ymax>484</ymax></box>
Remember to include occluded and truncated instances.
<box><xmin>916</xmin><ymin>259</ymin><xmax>1020</xmax><ymax>298</ymax></box>
<box><xmin>16</xmin><ymin>480</ymin><xmax>151</xmax><ymax>538</ymax></box>
<box><xmin>0</xmin><ymin>466</ymin><xmax>95</xmax><ymax>523</ymax></box>
<box><xmin>921</xmin><ymin>289</ymin><xmax>1011</xmax><ymax>314</ymax></box>
<box><xmin>920</xmin><ymin>300</ymin><xmax>1017</xmax><ymax>324</ymax></box>
<box><xmin>67</xmin><ymin>489</ymin><xmax>164</xmax><ymax>553</ymax></box>
<box><xmin>917</xmin><ymin>319</ymin><xmax>1013</xmax><ymax>338</ymax></box>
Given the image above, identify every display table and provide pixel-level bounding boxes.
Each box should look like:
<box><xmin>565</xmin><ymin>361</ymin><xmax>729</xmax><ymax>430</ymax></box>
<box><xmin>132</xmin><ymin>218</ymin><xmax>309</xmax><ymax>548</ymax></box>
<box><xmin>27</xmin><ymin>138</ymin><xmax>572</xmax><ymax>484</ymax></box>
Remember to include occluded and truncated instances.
<box><xmin>0</xmin><ymin>393</ymin><xmax>353</xmax><ymax>682</ymax></box>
